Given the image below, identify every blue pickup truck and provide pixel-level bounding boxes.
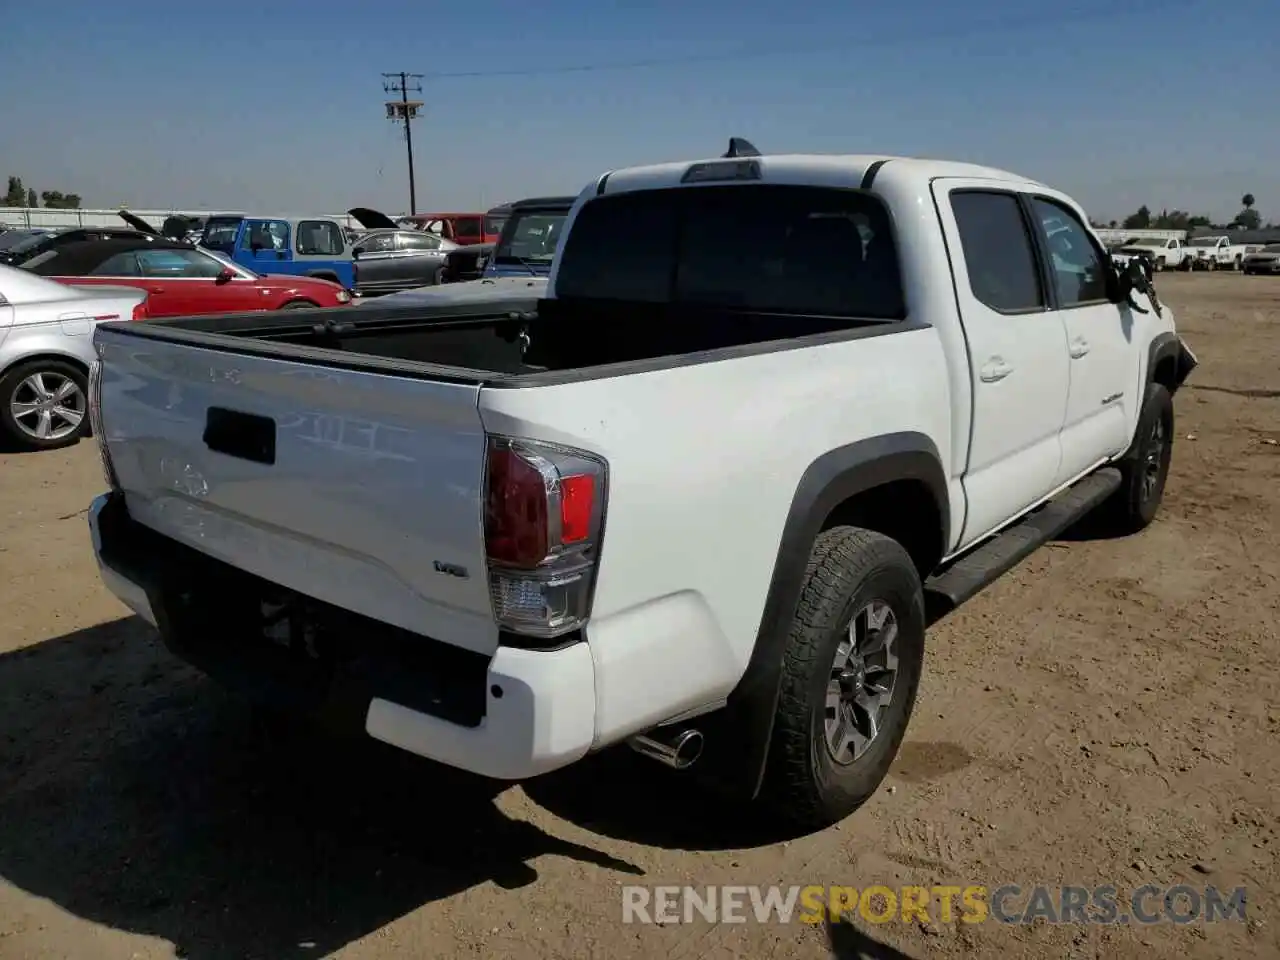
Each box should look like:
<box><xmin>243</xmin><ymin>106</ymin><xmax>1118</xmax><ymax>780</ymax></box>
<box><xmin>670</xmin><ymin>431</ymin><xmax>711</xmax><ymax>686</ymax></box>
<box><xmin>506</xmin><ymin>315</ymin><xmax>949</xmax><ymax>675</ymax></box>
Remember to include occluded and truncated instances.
<box><xmin>197</xmin><ymin>214</ymin><xmax>356</xmax><ymax>288</ymax></box>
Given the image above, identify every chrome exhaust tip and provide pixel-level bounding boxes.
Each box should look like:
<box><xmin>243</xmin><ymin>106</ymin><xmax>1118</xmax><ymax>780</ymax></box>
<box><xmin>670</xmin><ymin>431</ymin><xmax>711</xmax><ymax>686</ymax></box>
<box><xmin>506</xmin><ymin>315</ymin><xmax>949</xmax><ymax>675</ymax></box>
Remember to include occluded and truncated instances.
<box><xmin>628</xmin><ymin>727</ymin><xmax>704</xmax><ymax>770</ymax></box>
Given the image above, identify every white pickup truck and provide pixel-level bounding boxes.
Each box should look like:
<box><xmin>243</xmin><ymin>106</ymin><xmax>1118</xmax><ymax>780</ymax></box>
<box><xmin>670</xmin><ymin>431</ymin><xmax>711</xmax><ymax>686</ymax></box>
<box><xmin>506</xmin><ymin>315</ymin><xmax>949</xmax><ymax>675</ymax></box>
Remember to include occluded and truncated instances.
<box><xmin>1111</xmin><ymin>236</ymin><xmax>1186</xmax><ymax>272</ymax></box>
<box><xmin>1184</xmin><ymin>234</ymin><xmax>1251</xmax><ymax>270</ymax></box>
<box><xmin>87</xmin><ymin>145</ymin><xmax>1197</xmax><ymax>829</ymax></box>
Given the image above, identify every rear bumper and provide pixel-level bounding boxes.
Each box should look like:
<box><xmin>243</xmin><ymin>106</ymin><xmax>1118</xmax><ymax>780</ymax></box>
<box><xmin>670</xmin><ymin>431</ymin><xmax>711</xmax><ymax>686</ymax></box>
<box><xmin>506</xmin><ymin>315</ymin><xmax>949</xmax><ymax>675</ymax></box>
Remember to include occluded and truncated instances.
<box><xmin>88</xmin><ymin>492</ymin><xmax>597</xmax><ymax>780</ymax></box>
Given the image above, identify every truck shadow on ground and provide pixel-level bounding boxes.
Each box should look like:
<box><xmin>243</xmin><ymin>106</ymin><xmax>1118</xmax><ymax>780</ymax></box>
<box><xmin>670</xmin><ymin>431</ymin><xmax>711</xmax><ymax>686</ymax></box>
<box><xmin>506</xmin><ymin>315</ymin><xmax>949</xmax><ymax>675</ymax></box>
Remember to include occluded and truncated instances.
<box><xmin>825</xmin><ymin>917</ymin><xmax>919</xmax><ymax>960</ymax></box>
<box><xmin>0</xmin><ymin>616</ymin><xmax>642</xmax><ymax>960</ymax></box>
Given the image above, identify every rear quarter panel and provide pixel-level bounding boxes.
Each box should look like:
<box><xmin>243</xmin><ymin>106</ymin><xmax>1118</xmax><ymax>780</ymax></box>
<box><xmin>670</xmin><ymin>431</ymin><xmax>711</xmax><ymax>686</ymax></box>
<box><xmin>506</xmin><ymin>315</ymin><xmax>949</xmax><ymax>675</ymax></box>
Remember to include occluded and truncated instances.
<box><xmin>0</xmin><ymin>290</ymin><xmax>144</xmax><ymax>375</ymax></box>
<box><xmin>479</xmin><ymin>327</ymin><xmax>953</xmax><ymax>743</ymax></box>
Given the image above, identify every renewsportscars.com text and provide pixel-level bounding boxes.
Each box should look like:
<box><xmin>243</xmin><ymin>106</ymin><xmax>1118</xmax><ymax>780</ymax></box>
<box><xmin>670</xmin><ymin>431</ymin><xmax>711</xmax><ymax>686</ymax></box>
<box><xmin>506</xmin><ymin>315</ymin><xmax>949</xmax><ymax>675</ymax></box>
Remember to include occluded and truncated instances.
<box><xmin>621</xmin><ymin>884</ymin><xmax>1247</xmax><ymax>926</ymax></box>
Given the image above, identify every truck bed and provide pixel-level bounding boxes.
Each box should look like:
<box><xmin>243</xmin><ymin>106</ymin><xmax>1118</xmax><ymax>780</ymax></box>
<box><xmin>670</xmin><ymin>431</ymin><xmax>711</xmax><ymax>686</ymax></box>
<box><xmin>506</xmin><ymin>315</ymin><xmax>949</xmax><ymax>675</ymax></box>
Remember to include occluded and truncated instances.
<box><xmin>112</xmin><ymin>296</ymin><xmax>900</xmax><ymax>386</ymax></box>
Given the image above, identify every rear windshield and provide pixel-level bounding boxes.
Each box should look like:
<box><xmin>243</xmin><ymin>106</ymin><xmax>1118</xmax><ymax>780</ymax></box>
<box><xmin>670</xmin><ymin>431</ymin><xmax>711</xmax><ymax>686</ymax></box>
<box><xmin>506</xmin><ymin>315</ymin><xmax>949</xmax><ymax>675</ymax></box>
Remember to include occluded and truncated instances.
<box><xmin>454</xmin><ymin>217</ymin><xmax>483</xmax><ymax>240</ymax></box>
<box><xmin>0</xmin><ymin>231</ymin><xmax>40</xmax><ymax>251</ymax></box>
<box><xmin>554</xmin><ymin>185</ymin><xmax>904</xmax><ymax>319</ymax></box>
<box><xmin>495</xmin><ymin>210</ymin><xmax>567</xmax><ymax>264</ymax></box>
<box><xmin>6</xmin><ymin>231</ymin><xmax>57</xmax><ymax>255</ymax></box>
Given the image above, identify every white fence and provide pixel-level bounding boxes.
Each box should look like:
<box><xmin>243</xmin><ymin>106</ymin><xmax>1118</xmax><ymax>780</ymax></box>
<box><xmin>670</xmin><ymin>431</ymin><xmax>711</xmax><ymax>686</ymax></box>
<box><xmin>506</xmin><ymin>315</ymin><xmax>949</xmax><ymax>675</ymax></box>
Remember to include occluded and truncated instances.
<box><xmin>1095</xmin><ymin>228</ymin><xmax>1187</xmax><ymax>245</ymax></box>
<box><xmin>0</xmin><ymin>207</ymin><xmax>371</xmax><ymax>230</ymax></box>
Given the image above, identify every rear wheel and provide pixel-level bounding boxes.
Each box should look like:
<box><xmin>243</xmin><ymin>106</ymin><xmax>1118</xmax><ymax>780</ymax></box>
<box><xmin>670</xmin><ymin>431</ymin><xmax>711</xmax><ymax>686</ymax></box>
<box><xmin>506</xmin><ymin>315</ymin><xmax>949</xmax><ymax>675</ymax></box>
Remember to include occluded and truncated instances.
<box><xmin>761</xmin><ymin>527</ymin><xmax>926</xmax><ymax>830</ymax></box>
<box><xmin>0</xmin><ymin>359</ymin><xmax>90</xmax><ymax>451</ymax></box>
<box><xmin>1154</xmin><ymin>256</ymin><xmax>1166</xmax><ymax>272</ymax></box>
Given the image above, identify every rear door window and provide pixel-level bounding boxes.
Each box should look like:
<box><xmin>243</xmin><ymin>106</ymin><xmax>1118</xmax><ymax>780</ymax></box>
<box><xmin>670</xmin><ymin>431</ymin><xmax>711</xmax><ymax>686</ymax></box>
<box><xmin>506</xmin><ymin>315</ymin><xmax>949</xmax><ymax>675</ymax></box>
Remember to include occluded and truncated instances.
<box><xmin>554</xmin><ymin>185</ymin><xmax>904</xmax><ymax>319</ymax></box>
<box><xmin>356</xmin><ymin>233</ymin><xmax>397</xmax><ymax>254</ymax></box>
<box><xmin>949</xmin><ymin>191</ymin><xmax>1046</xmax><ymax>314</ymax></box>
<box><xmin>399</xmin><ymin>232</ymin><xmax>441</xmax><ymax>251</ymax></box>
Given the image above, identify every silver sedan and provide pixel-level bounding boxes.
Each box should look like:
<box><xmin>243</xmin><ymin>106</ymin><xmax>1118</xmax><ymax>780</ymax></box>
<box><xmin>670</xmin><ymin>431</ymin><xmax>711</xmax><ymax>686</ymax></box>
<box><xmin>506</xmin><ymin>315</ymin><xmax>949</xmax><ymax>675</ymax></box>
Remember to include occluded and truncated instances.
<box><xmin>0</xmin><ymin>264</ymin><xmax>148</xmax><ymax>451</ymax></box>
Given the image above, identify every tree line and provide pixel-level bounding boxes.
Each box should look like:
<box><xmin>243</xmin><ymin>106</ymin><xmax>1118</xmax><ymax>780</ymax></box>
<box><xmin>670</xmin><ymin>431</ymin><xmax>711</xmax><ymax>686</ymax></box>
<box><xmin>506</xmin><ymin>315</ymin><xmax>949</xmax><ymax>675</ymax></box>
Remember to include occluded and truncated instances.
<box><xmin>2</xmin><ymin>175</ymin><xmax>82</xmax><ymax>210</ymax></box>
<box><xmin>1093</xmin><ymin>194</ymin><xmax>1270</xmax><ymax>232</ymax></box>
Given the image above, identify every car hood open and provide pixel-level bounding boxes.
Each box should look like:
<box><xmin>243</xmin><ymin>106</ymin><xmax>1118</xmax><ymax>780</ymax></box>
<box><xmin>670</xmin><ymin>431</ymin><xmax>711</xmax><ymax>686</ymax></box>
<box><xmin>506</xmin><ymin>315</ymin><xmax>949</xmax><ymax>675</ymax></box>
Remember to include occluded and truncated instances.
<box><xmin>116</xmin><ymin>210</ymin><xmax>160</xmax><ymax>235</ymax></box>
<box><xmin>348</xmin><ymin>207</ymin><xmax>399</xmax><ymax>230</ymax></box>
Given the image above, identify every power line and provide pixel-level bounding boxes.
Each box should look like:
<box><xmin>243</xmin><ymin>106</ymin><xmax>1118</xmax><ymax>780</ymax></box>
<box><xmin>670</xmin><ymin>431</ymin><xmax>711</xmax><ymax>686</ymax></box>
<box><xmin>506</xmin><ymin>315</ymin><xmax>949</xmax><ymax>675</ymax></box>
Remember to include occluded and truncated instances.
<box><xmin>423</xmin><ymin>0</ymin><xmax>1186</xmax><ymax>79</ymax></box>
<box><xmin>382</xmin><ymin>72</ymin><xmax>424</xmax><ymax>215</ymax></box>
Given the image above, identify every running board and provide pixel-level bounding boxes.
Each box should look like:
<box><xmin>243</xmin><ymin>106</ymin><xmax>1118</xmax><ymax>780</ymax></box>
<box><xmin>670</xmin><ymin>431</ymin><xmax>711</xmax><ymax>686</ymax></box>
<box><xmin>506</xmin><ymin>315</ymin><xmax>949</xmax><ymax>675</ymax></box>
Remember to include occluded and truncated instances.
<box><xmin>924</xmin><ymin>467</ymin><xmax>1122</xmax><ymax>616</ymax></box>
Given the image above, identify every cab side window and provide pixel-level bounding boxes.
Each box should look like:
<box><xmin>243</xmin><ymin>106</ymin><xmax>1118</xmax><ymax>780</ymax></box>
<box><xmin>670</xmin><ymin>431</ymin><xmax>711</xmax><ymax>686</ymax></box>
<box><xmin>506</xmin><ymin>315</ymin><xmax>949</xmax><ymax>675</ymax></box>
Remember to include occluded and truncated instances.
<box><xmin>950</xmin><ymin>191</ymin><xmax>1045</xmax><ymax>314</ymax></box>
<box><xmin>1030</xmin><ymin>198</ymin><xmax>1109</xmax><ymax>307</ymax></box>
<box><xmin>244</xmin><ymin>219</ymin><xmax>290</xmax><ymax>252</ymax></box>
<box><xmin>296</xmin><ymin>220</ymin><xmax>345</xmax><ymax>256</ymax></box>
<box><xmin>399</xmin><ymin>232</ymin><xmax>441</xmax><ymax>251</ymax></box>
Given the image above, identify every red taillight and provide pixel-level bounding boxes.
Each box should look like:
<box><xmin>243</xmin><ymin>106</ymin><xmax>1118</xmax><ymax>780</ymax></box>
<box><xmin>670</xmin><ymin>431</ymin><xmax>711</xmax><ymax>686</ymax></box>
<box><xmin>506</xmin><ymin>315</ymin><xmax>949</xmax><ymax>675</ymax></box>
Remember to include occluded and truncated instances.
<box><xmin>132</xmin><ymin>301</ymin><xmax>148</xmax><ymax>321</ymax></box>
<box><xmin>485</xmin><ymin>447</ymin><xmax>550</xmax><ymax>567</ymax></box>
<box><xmin>559</xmin><ymin>475</ymin><xmax>595</xmax><ymax>544</ymax></box>
<box><xmin>483</xmin><ymin>436</ymin><xmax>607</xmax><ymax>640</ymax></box>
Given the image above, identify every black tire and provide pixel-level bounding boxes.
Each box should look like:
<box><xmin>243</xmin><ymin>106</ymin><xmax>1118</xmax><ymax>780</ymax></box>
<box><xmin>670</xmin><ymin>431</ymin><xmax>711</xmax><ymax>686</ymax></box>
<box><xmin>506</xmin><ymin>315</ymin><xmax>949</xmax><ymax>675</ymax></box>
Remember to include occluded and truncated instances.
<box><xmin>1154</xmin><ymin>257</ymin><xmax>1165</xmax><ymax>272</ymax></box>
<box><xmin>0</xmin><ymin>358</ymin><xmax>90</xmax><ymax>451</ymax></box>
<box><xmin>1104</xmin><ymin>382</ymin><xmax>1174</xmax><ymax>533</ymax></box>
<box><xmin>280</xmin><ymin>300</ymin><xmax>319</xmax><ymax>310</ymax></box>
<box><xmin>761</xmin><ymin>527</ymin><xmax>926</xmax><ymax>830</ymax></box>
<box><xmin>431</xmin><ymin>266</ymin><xmax>445</xmax><ymax>286</ymax></box>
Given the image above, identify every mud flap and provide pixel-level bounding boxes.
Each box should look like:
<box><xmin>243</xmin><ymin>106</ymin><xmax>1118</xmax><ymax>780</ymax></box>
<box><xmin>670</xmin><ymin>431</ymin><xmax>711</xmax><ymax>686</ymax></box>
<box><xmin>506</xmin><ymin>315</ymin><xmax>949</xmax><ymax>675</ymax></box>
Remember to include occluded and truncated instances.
<box><xmin>1174</xmin><ymin>338</ymin><xmax>1198</xmax><ymax>389</ymax></box>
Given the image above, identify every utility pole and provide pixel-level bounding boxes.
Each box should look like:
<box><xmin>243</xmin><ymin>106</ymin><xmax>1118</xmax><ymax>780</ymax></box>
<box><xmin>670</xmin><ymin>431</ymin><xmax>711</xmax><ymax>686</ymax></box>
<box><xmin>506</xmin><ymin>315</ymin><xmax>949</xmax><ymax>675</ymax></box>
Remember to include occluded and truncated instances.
<box><xmin>382</xmin><ymin>72</ymin><xmax>424</xmax><ymax>215</ymax></box>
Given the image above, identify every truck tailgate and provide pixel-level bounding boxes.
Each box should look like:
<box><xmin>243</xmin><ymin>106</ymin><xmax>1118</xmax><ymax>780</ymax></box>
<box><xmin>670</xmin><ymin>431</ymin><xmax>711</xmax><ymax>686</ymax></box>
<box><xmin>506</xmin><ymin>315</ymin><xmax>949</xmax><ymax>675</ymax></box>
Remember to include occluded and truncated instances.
<box><xmin>94</xmin><ymin>326</ymin><xmax>498</xmax><ymax>655</ymax></box>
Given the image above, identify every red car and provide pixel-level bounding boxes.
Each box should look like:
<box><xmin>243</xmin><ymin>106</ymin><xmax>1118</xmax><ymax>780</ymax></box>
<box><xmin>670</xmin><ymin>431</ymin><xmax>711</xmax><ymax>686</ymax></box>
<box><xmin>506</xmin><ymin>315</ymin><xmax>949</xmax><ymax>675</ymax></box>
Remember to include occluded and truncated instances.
<box><xmin>397</xmin><ymin>211</ymin><xmax>502</xmax><ymax>245</ymax></box>
<box><xmin>22</xmin><ymin>238</ymin><xmax>352</xmax><ymax>318</ymax></box>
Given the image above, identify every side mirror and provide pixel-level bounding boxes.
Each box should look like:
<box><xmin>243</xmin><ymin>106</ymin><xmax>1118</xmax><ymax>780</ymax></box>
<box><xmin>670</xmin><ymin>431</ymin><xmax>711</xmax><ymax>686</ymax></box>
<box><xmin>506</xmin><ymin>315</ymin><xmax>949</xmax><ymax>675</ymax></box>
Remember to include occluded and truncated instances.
<box><xmin>1114</xmin><ymin>259</ymin><xmax>1162</xmax><ymax>317</ymax></box>
<box><xmin>352</xmin><ymin>248</ymin><xmax>361</xmax><ymax>260</ymax></box>
<box><xmin>216</xmin><ymin>267</ymin><xmax>235</xmax><ymax>283</ymax></box>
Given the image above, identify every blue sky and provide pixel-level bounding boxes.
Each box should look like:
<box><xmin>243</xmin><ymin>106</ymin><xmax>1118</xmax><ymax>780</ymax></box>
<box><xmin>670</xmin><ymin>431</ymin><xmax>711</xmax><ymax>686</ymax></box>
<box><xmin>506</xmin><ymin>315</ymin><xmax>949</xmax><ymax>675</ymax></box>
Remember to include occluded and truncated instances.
<box><xmin>2</xmin><ymin>0</ymin><xmax>1276</xmax><ymax>222</ymax></box>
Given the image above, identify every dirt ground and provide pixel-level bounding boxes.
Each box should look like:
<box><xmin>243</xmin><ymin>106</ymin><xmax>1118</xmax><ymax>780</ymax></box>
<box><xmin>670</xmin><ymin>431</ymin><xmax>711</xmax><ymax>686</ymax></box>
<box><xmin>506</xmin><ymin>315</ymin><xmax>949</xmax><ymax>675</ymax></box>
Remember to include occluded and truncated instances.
<box><xmin>1</xmin><ymin>272</ymin><xmax>1277</xmax><ymax>960</ymax></box>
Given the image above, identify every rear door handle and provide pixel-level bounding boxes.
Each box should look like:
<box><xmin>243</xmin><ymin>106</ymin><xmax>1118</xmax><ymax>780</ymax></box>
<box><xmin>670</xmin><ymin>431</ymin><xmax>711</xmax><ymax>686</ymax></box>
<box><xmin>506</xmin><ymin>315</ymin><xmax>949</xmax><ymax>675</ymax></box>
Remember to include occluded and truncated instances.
<box><xmin>1069</xmin><ymin>337</ymin><xmax>1090</xmax><ymax>358</ymax></box>
<box><xmin>979</xmin><ymin>358</ymin><xmax>1013</xmax><ymax>382</ymax></box>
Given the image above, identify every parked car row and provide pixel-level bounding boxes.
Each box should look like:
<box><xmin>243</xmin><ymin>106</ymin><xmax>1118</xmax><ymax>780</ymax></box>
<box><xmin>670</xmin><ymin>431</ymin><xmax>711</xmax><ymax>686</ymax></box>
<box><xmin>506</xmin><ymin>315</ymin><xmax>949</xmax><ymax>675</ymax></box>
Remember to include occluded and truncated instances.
<box><xmin>1241</xmin><ymin>244</ymin><xmax>1280</xmax><ymax>274</ymax></box>
<box><xmin>21</xmin><ymin>239</ymin><xmax>352</xmax><ymax>314</ymax></box>
<box><xmin>1108</xmin><ymin>234</ymin><xmax>1267</xmax><ymax>273</ymax></box>
<box><xmin>0</xmin><ymin>194</ymin><xmax>578</xmax><ymax>451</ymax></box>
